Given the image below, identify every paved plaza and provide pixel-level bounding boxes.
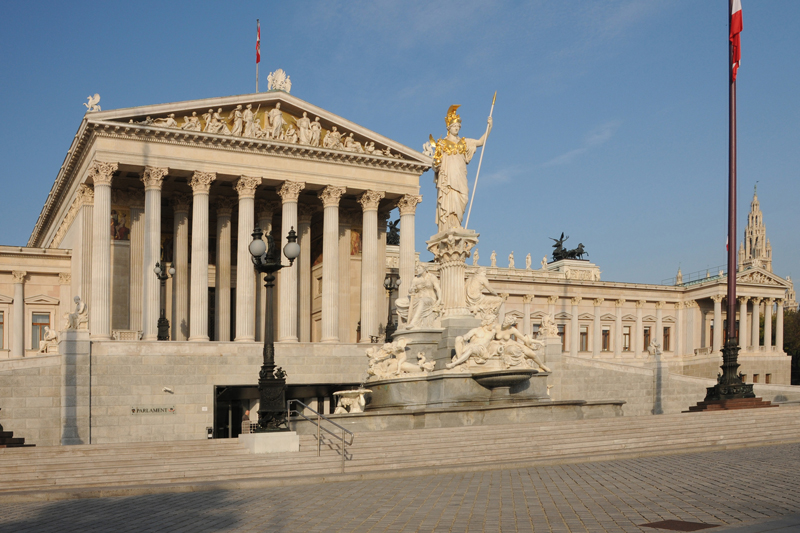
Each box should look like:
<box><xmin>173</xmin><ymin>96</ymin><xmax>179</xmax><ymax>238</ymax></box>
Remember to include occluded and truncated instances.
<box><xmin>1</xmin><ymin>443</ymin><xmax>799</xmax><ymax>532</ymax></box>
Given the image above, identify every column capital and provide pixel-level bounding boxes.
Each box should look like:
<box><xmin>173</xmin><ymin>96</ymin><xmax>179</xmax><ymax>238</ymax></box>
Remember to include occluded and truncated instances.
<box><xmin>190</xmin><ymin>171</ymin><xmax>216</xmax><ymax>194</ymax></box>
<box><xmin>593</xmin><ymin>298</ymin><xmax>604</xmax><ymax>307</ymax></box>
<box><xmin>318</xmin><ymin>185</ymin><xmax>346</xmax><ymax>208</ymax></box>
<box><xmin>87</xmin><ymin>161</ymin><xmax>118</xmax><ymax>187</ymax></box>
<box><xmin>673</xmin><ymin>301</ymin><xmax>683</xmax><ymax>310</ymax></box>
<box><xmin>655</xmin><ymin>301</ymin><xmax>664</xmax><ymax>309</ymax></box>
<box><xmin>776</xmin><ymin>298</ymin><xmax>784</xmax><ymax>306</ymax></box>
<box><xmin>547</xmin><ymin>295</ymin><xmax>559</xmax><ymax>304</ymax></box>
<box><xmin>711</xmin><ymin>294</ymin><xmax>725</xmax><ymax>303</ymax></box>
<box><xmin>278</xmin><ymin>181</ymin><xmax>305</xmax><ymax>203</ymax></box>
<box><xmin>215</xmin><ymin>197</ymin><xmax>235</xmax><ymax>217</ymax></box>
<box><xmin>141</xmin><ymin>166</ymin><xmax>169</xmax><ymax>191</ymax></box>
<box><xmin>522</xmin><ymin>294</ymin><xmax>534</xmax><ymax>303</ymax></box>
<box><xmin>636</xmin><ymin>300</ymin><xmax>646</xmax><ymax>308</ymax></box>
<box><xmin>738</xmin><ymin>296</ymin><xmax>749</xmax><ymax>304</ymax></box>
<box><xmin>765</xmin><ymin>297</ymin><xmax>775</xmax><ymax>305</ymax></box>
<box><xmin>298</xmin><ymin>203</ymin><xmax>316</xmax><ymax>223</ymax></box>
<box><xmin>358</xmin><ymin>190</ymin><xmax>385</xmax><ymax>211</ymax></box>
<box><xmin>76</xmin><ymin>183</ymin><xmax>95</xmax><ymax>206</ymax></box>
<box><xmin>235</xmin><ymin>176</ymin><xmax>262</xmax><ymax>199</ymax></box>
<box><xmin>170</xmin><ymin>193</ymin><xmax>192</xmax><ymax>213</ymax></box>
<box><xmin>11</xmin><ymin>271</ymin><xmax>26</xmax><ymax>284</ymax></box>
<box><xmin>58</xmin><ymin>272</ymin><xmax>71</xmax><ymax>285</ymax></box>
<box><xmin>255</xmin><ymin>199</ymin><xmax>279</xmax><ymax>220</ymax></box>
<box><xmin>571</xmin><ymin>297</ymin><xmax>582</xmax><ymax>305</ymax></box>
<box><xmin>615</xmin><ymin>299</ymin><xmax>626</xmax><ymax>307</ymax></box>
<box><xmin>397</xmin><ymin>194</ymin><xmax>422</xmax><ymax>215</ymax></box>
<box><xmin>751</xmin><ymin>296</ymin><xmax>762</xmax><ymax>304</ymax></box>
<box><xmin>685</xmin><ymin>300</ymin><xmax>699</xmax><ymax>308</ymax></box>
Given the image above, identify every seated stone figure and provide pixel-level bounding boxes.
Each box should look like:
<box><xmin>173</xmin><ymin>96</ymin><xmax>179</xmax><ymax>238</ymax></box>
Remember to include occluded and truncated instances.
<box><xmin>366</xmin><ymin>338</ymin><xmax>435</xmax><ymax>379</ymax></box>
<box><xmin>447</xmin><ymin>315</ymin><xmax>497</xmax><ymax>369</ymax></box>
<box><xmin>493</xmin><ymin>315</ymin><xmax>550</xmax><ymax>372</ymax></box>
<box><xmin>38</xmin><ymin>326</ymin><xmax>59</xmax><ymax>354</ymax></box>
<box><xmin>395</xmin><ymin>264</ymin><xmax>442</xmax><ymax>329</ymax></box>
<box><xmin>465</xmin><ymin>268</ymin><xmax>506</xmax><ymax>321</ymax></box>
<box><xmin>63</xmin><ymin>296</ymin><xmax>88</xmax><ymax>330</ymax></box>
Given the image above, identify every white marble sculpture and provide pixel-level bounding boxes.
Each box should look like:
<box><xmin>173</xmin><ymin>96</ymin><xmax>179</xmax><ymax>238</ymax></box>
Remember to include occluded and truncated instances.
<box><xmin>153</xmin><ymin>114</ymin><xmax>177</xmax><ymax>128</ymax></box>
<box><xmin>422</xmin><ymin>140</ymin><xmax>435</xmax><ymax>157</ymax></box>
<box><xmin>364</xmin><ymin>142</ymin><xmax>376</xmax><ymax>154</ymax></box>
<box><xmin>333</xmin><ymin>389</ymin><xmax>371</xmax><ymax>414</ymax></box>
<box><xmin>84</xmin><ymin>94</ymin><xmax>101</xmax><ymax>112</ymax></box>
<box><xmin>508</xmin><ymin>252</ymin><xmax>515</xmax><ymax>269</ymax></box>
<box><xmin>242</xmin><ymin>104</ymin><xmax>259</xmax><ymax>137</ymax></box>
<box><xmin>284</xmin><ymin>124</ymin><xmax>298</xmax><ymax>143</ymax></box>
<box><xmin>395</xmin><ymin>264</ymin><xmax>442</xmax><ymax>329</ymax></box>
<box><xmin>490</xmin><ymin>251</ymin><xmax>497</xmax><ymax>268</ymax></box>
<box><xmin>647</xmin><ymin>340</ymin><xmax>662</xmax><ymax>358</ymax></box>
<box><xmin>229</xmin><ymin>105</ymin><xmax>244</xmax><ymax>136</ymax></box>
<box><xmin>295</xmin><ymin>112</ymin><xmax>311</xmax><ymax>145</ymax></box>
<box><xmin>267</xmin><ymin>103</ymin><xmax>286</xmax><ymax>139</ymax></box>
<box><xmin>206</xmin><ymin>108</ymin><xmax>231</xmax><ymax>135</ymax></box>
<box><xmin>181</xmin><ymin>112</ymin><xmax>202</xmax><ymax>131</ymax></box>
<box><xmin>343</xmin><ymin>133</ymin><xmax>364</xmax><ymax>153</ymax></box>
<box><xmin>526</xmin><ymin>254</ymin><xmax>532</xmax><ymax>270</ymax></box>
<box><xmin>38</xmin><ymin>326</ymin><xmax>59</xmax><ymax>354</ymax></box>
<box><xmin>366</xmin><ymin>338</ymin><xmax>436</xmax><ymax>380</ymax></box>
<box><xmin>447</xmin><ymin>314</ymin><xmax>549</xmax><ymax>372</ymax></box>
<box><xmin>537</xmin><ymin>314</ymin><xmax>559</xmax><ymax>338</ymax></box>
<box><xmin>323</xmin><ymin>126</ymin><xmax>344</xmax><ymax>149</ymax></box>
<box><xmin>541</xmin><ymin>256</ymin><xmax>548</xmax><ymax>270</ymax></box>
<box><xmin>267</xmin><ymin>69</ymin><xmax>291</xmax><ymax>93</ymax></box>
<box><xmin>429</xmin><ymin>105</ymin><xmax>492</xmax><ymax>232</ymax></box>
<box><xmin>472</xmin><ymin>248</ymin><xmax>479</xmax><ymax>266</ymax></box>
<box><xmin>309</xmin><ymin>117</ymin><xmax>322</xmax><ymax>147</ymax></box>
<box><xmin>63</xmin><ymin>296</ymin><xmax>88</xmax><ymax>330</ymax></box>
<box><xmin>465</xmin><ymin>267</ymin><xmax>505</xmax><ymax>321</ymax></box>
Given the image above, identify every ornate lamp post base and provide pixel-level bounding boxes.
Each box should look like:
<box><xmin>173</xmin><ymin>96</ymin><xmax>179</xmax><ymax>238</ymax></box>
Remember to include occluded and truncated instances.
<box><xmin>156</xmin><ymin>316</ymin><xmax>170</xmax><ymax>341</ymax></box>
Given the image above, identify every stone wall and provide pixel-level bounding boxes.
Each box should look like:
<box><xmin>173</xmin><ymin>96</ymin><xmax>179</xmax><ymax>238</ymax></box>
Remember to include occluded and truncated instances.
<box><xmin>0</xmin><ymin>354</ymin><xmax>62</xmax><ymax>447</ymax></box>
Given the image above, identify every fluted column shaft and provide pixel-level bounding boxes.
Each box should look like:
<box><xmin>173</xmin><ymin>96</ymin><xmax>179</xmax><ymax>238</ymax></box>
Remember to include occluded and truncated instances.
<box><xmin>11</xmin><ymin>271</ymin><xmax>25</xmax><ymax>357</ymax></box>
<box><xmin>215</xmin><ymin>199</ymin><xmax>233</xmax><ymax>341</ymax></box>
<box><xmin>655</xmin><ymin>301</ymin><xmax>664</xmax><ymax>348</ymax></box>
<box><xmin>635</xmin><ymin>301</ymin><xmax>644</xmax><ymax>357</ymax></box>
<box><xmin>88</xmin><ymin>161</ymin><xmax>118</xmax><ymax>339</ymax></box>
<box><xmin>359</xmin><ymin>191</ymin><xmax>384</xmax><ymax>342</ymax></box>
<box><xmin>171</xmin><ymin>195</ymin><xmax>191</xmax><ymax>340</ymax></box>
<box><xmin>570</xmin><ymin>297</ymin><xmax>580</xmax><ymax>356</ymax></box>
<box><xmin>319</xmin><ymin>186</ymin><xmax>345</xmax><ymax>342</ymax></box>
<box><xmin>235</xmin><ymin>177</ymin><xmax>261</xmax><ymax>342</ymax></box>
<box><xmin>738</xmin><ymin>297</ymin><xmax>748</xmax><ymax>350</ymax></box>
<box><xmin>522</xmin><ymin>295</ymin><xmax>532</xmax><ymax>336</ymax></box>
<box><xmin>298</xmin><ymin>206</ymin><xmax>313</xmax><ymax>342</ymax></box>
<box><xmin>277</xmin><ymin>181</ymin><xmax>305</xmax><ymax>342</ymax></box>
<box><xmin>712</xmin><ymin>295</ymin><xmax>723</xmax><ymax>353</ymax></box>
<box><xmin>255</xmin><ymin>201</ymin><xmax>275</xmax><ymax>342</ymax></box>
<box><xmin>189</xmin><ymin>172</ymin><xmax>216</xmax><ymax>341</ymax></box>
<box><xmin>674</xmin><ymin>302</ymin><xmax>683</xmax><ymax>356</ymax></box>
<box><xmin>338</xmin><ymin>211</ymin><xmax>353</xmax><ymax>342</ymax></box>
<box><xmin>397</xmin><ymin>196</ymin><xmax>421</xmax><ymax>302</ymax></box>
<box><xmin>751</xmin><ymin>298</ymin><xmax>761</xmax><ymax>349</ymax></box>
<box><xmin>548</xmin><ymin>296</ymin><xmax>557</xmax><ymax>320</ymax></box>
<box><xmin>129</xmin><ymin>204</ymin><xmax>144</xmax><ymax>333</ymax></box>
<box><xmin>593</xmin><ymin>299</ymin><xmax>603</xmax><ymax>357</ymax></box>
<box><xmin>776</xmin><ymin>300</ymin><xmax>784</xmax><ymax>352</ymax></box>
<box><xmin>764</xmin><ymin>298</ymin><xmax>773</xmax><ymax>350</ymax></box>
<box><xmin>141</xmin><ymin>167</ymin><xmax>168</xmax><ymax>340</ymax></box>
<box><xmin>614</xmin><ymin>300</ymin><xmax>624</xmax><ymax>357</ymax></box>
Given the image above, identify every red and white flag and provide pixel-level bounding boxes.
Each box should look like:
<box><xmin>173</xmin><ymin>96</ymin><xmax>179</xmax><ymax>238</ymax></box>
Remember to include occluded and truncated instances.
<box><xmin>730</xmin><ymin>0</ymin><xmax>742</xmax><ymax>80</ymax></box>
<box><xmin>256</xmin><ymin>20</ymin><xmax>261</xmax><ymax>64</ymax></box>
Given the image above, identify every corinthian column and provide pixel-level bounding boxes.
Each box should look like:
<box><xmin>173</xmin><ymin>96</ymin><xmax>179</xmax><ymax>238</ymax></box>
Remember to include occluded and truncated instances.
<box><xmin>570</xmin><ymin>297</ymin><xmax>581</xmax><ymax>356</ymax></box>
<box><xmin>522</xmin><ymin>295</ymin><xmax>533</xmax><ymax>336</ymax></box>
<box><xmin>11</xmin><ymin>271</ymin><xmax>25</xmax><ymax>357</ymax></box>
<box><xmin>188</xmin><ymin>171</ymin><xmax>215</xmax><ymax>341</ymax></box>
<box><xmin>614</xmin><ymin>300</ymin><xmax>624</xmax><ymax>357</ymax></box>
<box><xmin>234</xmin><ymin>176</ymin><xmax>261</xmax><ymax>342</ymax></box>
<box><xmin>593</xmin><ymin>298</ymin><xmax>603</xmax><ymax>357</ymax></box>
<box><xmin>215</xmin><ymin>198</ymin><xmax>234</xmax><ymax>341</ymax></box>
<box><xmin>141</xmin><ymin>166</ymin><xmax>168</xmax><ymax>341</ymax></box>
<box><xmin>655</xmin><ymin>301</ymin><xmax>664</xmax><ymax>348</ymax></box>
<box><xmin>359</xmin><ymin>190</ymin><xmax>384</xmax><ymax>342</ymax></box>
<box><xmin>338</xmin><ymin>209</ymin><xmax>355</xmax><ymax>342</ymax></box>
<box><xmin>277</xmin><ymin>181</ymin><xmax>305</xmax><ymax>342</ymax></box>
<box><xmin>397</xmin><ymin>195</ymin><xmax>421</xmax><ymax>302</ymax></box>
<box><xmin>319</xmin><ymin>186</ymin><xmax>345</xmax><ymax>343</ymax></box>
<box><xmin>738</xmin><ymin>296</ymin><xmax>749</xmax><ymax>350</ymax></box>
<box><xmin>776</xmin><ymin>299</ymin><xmax>784</xmax><ymax>353</ymax></box>
<box><xmin>751</xmin><ymin>297</ymin><xmax>762</xmax><ymax>350</ymax></box>
<box><xmin>129</xmin><ymin>191</ymin><xmax>145</xmax><ymax>333</ymax></box>
<box><xmin>674</xmin><ymin>302</ymin><xmax>683</xmax><ymax>356</ymax></box>
<box><xmin>171</xmin><ymin>194</ymin><xmax>191</xmax><ymax>340</ymax></box>
<box><xmin>297</xmin><ymin>205</ymin><xmax>314</xmax><ymax>342</ymax></box>
<box><xmin>255</xmin><ymin>200</ymin><xmax>277</xmax><ymax>342</ymax></box>
<box><xmin>88</xmin><ymin>161</ymin><xmax>118</xmax><ymax>339</ymax></box>
<box><xmin>764</xmin><ymin>298</ymin><xmax>774</xmax><ymax>350</ymax></box>
<box><xmin>635</xmin><ymin>300</ymin><xmax>645</xmax><ymax>358</ymax></box>
<box><xmin>711</xmin><ymin>294</ymin><xmax>724</xmax><ymax>353</ymax></box>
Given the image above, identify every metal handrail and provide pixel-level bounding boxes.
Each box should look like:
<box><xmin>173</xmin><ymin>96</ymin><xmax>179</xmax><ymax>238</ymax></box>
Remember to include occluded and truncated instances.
<box><xmin>287</xmin><ymin>399</ymin><xmax>354</xmax><ymax>473</ymax></box>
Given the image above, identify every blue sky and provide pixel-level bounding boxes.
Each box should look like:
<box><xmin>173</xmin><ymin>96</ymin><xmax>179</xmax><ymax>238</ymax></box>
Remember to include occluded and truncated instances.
<box><xmin>1</xmin><ymin>1</ymin><xmax>797</xmax><ymax>284</ymax></box>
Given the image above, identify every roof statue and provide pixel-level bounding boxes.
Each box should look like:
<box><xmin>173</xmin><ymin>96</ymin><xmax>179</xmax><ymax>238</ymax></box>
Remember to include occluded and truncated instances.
<box><xmin>267</xmin><ymin>69</ymin><xmax>292</xmax><ymax>93</ymax></box>
<box><xmin>83</xmin><ymin>94</ymin><xmax>101</xmax><ymax>112</ymax></box>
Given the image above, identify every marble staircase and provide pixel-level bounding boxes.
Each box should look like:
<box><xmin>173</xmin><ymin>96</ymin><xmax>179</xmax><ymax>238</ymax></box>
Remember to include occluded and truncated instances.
<box><xmin>1</xmin><ymin>405</ymin><xmax>799</xmax><ymax>500</ymax></box>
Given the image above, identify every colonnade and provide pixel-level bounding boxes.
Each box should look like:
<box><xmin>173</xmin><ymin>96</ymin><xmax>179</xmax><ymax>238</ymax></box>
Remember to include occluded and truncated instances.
<box><xmin>84</xmin><ymin>160</ymin><xmax>421</xmax><ymax>343</ymax></box>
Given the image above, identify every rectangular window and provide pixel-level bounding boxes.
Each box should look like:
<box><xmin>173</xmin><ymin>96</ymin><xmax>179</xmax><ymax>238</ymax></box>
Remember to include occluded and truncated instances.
<box><xmin>765</xmin><ymin>374</ymin><xmax>772</xmax><ymax>384</ymax></box>
<box><xmin>643</xmin><ymin>326</ymin><xmax>651</xmax><ymax>350</ymax></box>
<box><xmin>602</xmin><ymin>326</ymin><xmax>611</xmax><ymax>351</ymax></box>
<box><xmin>742</xmin><ymin>374</ymin><xmax>747</xmax><ymax>383</ymax></box>
<box><xmin>579</xmin><ymin>326</ymin><xmax>589</xmax><ymax>352</ymax></box>
<box><xmin>0</xmin><ymin>311</ymin><xmax>3</xmax><ymax>349</ymax></box>
<box><xmin>557</xmin><ymin>325</ymin><xmax>566</xmax><ymax>351</ymax></box>
<box><xmin>663</xmin><ymin>327</ymin><xmax>671</xmax><ymax>352</ymax></box>
<box><xmin>532</xmin><ymin>323</ymin><xmax>540</xmax><ymax>336</ymax></box>
<box><xmin>31</xmin><ymin>313</ymin><xmax>50</xmax><ymax>349</ymax></box>
<box><xmin>753</xmin><ymin>374</ymin><xmax>760</xmax><ymax>383</ymax></box>
<box><xmin>623</xmin><ymin>326</ymin><xmax>631</xmax><ymax>351</ymax></box>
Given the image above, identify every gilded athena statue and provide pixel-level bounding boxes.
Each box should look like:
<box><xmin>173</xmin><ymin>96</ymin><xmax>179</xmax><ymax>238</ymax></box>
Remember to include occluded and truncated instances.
<box><xmin>432</xmin><ymin>105</ymin><xmax>492</xmax><ymax>232</ymax></box>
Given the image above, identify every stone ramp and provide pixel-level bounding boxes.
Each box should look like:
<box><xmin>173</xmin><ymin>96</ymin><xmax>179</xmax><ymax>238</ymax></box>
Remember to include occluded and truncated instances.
<box><xmin>1</xmin><ymin>405</ymin><xmax>799</xmax><ymax>501</ymax></box>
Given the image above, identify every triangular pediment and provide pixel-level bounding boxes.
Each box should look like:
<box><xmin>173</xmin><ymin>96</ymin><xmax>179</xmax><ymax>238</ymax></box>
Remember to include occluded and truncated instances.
<box><xmin>554</xmin><ymin>312</ymin><xmax>572</xmax><ymax>320</ymax></box>
<box><xmin>663</xmin><ymin>315</ymin><xmax>675</xmax><ymax>323</ymax></box>
<box><xmin>643</xmin><ymin>314</ymin><xmax>656</xmax><ymax>322</ymax></box>
<box><xmin>530</xmin><ymin>311</ymin><xmax>548</xmax><ymax>319</ymax></box>
<box><xmin>578</xmin><ymin>313</ymin><xmax>594</xmax><ymax>320</ymax></box>
<box><xmin>88</xmin><ymin>91</ymin><xmax>430</xmax><ymax>165</ymax></box>
<box><xmin>737</xmin><ymin>267</ymin><xmax>790</xmax><ymax>287</ymax></box>
<box><xmin>622</xmin><ymin>314</ymin><xmax>636</xmax><ymax>321</ymax></box>
<box><xmin>24</xmin><ymin>294</ymin><xmax>59</xmax><ymax>305</ymax></box>
<box><xmin>0</xmin><ymin>293</ymin><xmax>12</xmax><ymax>304</ymax></box>
<box><xmin>600</xmin><ymin>313</ymin><xmax>616</xmax><ymax>321</ymax></box>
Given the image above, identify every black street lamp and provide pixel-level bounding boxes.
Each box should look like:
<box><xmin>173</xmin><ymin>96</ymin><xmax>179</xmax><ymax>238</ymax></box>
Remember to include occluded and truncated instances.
<box><xmin>383</xmin><ymin>273</ymin><xmax>400</xmax><ymax>342</ymax></box>
<box><xmin>154</xmin><ymin>262</ymin><xmax>175</xmax><ymax>341</ymax></box>
<box><xmin>249</xmin><ymin>225</ymin><xmax>300</xmax><ymax>431</ymax></box>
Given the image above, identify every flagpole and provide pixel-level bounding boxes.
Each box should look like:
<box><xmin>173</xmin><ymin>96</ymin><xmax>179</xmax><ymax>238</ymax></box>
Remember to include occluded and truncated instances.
<box><xmin>464</xmin><ymin>91</ymin><xmax>496</xmax><ymax>230</ymax></box>
<box><xmin>726</xmin><ymin>0</ymin><xmax>737</xmax><ymax>344</ymax></box>
<box><xmin>256</xmin><ymin>19</ymin><xmax>260</xmax><ymax>93</ymax></box>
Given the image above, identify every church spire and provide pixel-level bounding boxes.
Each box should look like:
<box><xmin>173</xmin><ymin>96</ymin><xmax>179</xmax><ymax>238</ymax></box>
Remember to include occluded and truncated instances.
<box><xmin>741</xmin><ymin>183</ymin><xmax>772</xmax><ymax>272</ymax></box>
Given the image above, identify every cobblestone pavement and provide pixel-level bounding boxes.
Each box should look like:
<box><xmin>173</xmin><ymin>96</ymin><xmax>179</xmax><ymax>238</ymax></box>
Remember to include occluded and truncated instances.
<box><xmin>1</xmin><ymin>443</ymin><xmax>799</xmax><ymax>533</ymax></box>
